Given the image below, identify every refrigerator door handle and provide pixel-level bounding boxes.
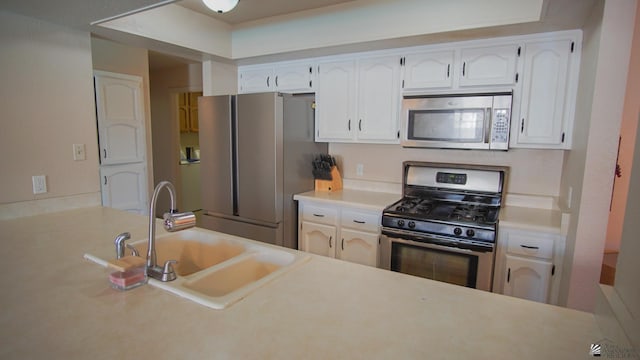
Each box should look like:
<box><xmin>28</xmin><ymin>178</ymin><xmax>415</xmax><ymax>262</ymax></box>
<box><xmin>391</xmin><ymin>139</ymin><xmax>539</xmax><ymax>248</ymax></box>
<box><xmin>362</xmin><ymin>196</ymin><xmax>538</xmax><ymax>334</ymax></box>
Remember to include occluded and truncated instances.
<box><xmin>204</xmin><ymin>212</ymin><xmax>280</xmax><ymax>229</ymax></box>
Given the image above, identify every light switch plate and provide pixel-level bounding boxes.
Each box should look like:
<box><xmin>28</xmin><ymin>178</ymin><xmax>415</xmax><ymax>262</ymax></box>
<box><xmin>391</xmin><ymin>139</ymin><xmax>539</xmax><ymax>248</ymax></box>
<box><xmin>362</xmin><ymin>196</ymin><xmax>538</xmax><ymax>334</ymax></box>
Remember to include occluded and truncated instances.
<box><xmin>73</xmin><ymin>144</ymin><xmax>86</xmax><ymax>161</ymax></box>
<box><xmin>32</xmin><ymin>175</ymin><xmax>47</xmax><ymax>194</ymax></box>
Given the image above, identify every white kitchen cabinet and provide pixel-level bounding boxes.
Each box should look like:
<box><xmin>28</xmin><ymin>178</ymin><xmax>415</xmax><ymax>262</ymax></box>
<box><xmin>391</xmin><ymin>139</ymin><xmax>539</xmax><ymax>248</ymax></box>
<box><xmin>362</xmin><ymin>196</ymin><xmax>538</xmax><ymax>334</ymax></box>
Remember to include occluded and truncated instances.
<box><xmin>298</xmin><ymin>200</ymin><xmax>381</xmax><ymax>267</ymax></box>
<box><xmin>100</xmin><ymin>162</ymin><xmax>148</xmax><ymax>215</ymax></box>
<box><xmin>402</xmin><ymin>50</ymin><xmax>455</xmax><ymax>90</ymax></box>
<box><xmin>503</xmin><ymin>254</ymin><xmax>553</xmax><ymax>303</ymax></box>
<box><xmin>315</xmin><ymin>60</ymin><xmax>356</xmax><ymax>141</ymax></box>
<box><xmin>300</xmin><ymin>221</ymin><xmax>337</xmax><ymax>257</ymax></box>
<box><xmin>316</xmin><ymin>55</ymin><xmax>401</xmax><ymax>143</ymax></box>
<box><xmin>402</xmin><ymin>44</ymin><xmax>518</xmax><ymax>92</ymax></box>
<box><xmin>495</xmin><ymin>226</ymin><xmax>564</xmax><ymax>304</ymax></box>
<box><xmin>94</xmin><ymin>71</ymin><xmax>146</xmax><ymax>165</ymax></box>
<box><xmin>238</xmin><ymin>63</ymin><xmax>315</xmax><ymax>94</ymax></box>
<box><xmin>511</xmin><ymin>39</ymin><xmax>579</xmax><ymax>149</ymax></box>
<box><xmin>458</xmin><ymin>44</ymin><xmax>519</xmax><ymax>87</ymax></box>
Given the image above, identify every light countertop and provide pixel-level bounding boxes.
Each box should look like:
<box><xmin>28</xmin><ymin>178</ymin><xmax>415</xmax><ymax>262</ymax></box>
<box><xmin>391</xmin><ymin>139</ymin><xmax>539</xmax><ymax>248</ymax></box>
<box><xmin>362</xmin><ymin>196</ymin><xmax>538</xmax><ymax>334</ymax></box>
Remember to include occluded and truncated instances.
<box><xmin>294</xmin><ymin>189</ymin><xmax>401</xmax><ymax>211</ymax></box>
<box><xmin>0</xmin><ymin>206</ymin><xmax>601</xmax><ymax>359</ymax></box>
<box><xmin>500</xmin><ymin>205</ymin><xmax>564</xmax><ymax>234</ymax></box>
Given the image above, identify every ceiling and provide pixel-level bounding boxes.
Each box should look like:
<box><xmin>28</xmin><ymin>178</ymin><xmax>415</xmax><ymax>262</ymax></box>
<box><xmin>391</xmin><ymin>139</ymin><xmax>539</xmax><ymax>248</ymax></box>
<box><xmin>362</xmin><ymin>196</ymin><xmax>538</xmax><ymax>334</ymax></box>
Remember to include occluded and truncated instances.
<box><xmin>176</xmin><ymin>0</ymin><xmax>357</xmax><ymax>25</ymax></box>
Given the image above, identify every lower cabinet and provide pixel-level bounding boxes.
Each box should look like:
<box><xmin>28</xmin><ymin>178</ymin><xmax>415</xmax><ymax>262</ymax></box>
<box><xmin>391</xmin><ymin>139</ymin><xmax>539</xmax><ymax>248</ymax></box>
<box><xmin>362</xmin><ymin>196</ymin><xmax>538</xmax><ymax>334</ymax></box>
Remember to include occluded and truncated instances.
<box><xmin>495</xmin><ymin>226</ymin><xmax>564</xmax><ymax>304</ymax></box>
<box><xmin>298</xmin><ymin>200</ymin><xmax>381</xmax><ymax>267</ymax></box>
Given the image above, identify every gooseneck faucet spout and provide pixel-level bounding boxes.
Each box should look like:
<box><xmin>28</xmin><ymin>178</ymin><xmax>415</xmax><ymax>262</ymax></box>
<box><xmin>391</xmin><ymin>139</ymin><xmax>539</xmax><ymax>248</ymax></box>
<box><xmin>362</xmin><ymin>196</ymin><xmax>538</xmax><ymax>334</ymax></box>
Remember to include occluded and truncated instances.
<box><xmin>146</xmin><ymin>181</ymin><xmax>196</xmax><ymax>281</ymax></box>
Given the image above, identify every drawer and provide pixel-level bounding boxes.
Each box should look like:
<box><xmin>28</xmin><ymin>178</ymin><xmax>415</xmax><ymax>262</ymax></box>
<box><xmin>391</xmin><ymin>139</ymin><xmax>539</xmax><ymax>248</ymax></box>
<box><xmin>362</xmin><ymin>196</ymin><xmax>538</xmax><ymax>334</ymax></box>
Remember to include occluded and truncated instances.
<box><xmin>302</xmin><ymin>203</ymin><xmax>338</xmax><ymax>225</ymax></box>
<box><xmin>505</xmin><ymin>231</ymin><xmax>554</xmax><ymax>260</ymax></box>
<box><xmin>340</xmin><ymin>208</ymin><xmax>380</xmax><ymax>233</ymax></box>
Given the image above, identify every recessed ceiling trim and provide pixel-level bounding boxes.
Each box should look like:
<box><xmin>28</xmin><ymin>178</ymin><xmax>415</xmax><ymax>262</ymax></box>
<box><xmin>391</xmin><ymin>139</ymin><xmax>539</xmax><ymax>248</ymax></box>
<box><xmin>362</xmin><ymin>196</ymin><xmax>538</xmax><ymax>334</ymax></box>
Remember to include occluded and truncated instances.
<box><xmin>90</xmin><ymin>0</ymin><xmax>177</xmax><ymax>25</ymax></box>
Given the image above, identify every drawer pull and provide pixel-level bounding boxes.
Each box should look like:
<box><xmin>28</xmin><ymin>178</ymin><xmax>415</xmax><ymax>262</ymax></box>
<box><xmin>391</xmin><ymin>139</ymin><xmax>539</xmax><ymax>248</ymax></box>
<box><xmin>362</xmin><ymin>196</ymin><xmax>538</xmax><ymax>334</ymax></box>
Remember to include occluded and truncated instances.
<box><xmin>313</xmin><ymin>213</ymin><xmax>325</xmax><ymax>217</ymax></box>
<box><xmin>520</xmin><ymin>245</ymin><xmax>539</xmax><ymax>250</ymax></box>
<box><xmin>353</xmin><ymin>220</ymin><xmax>366</xmax><ymax>224</ymax></box>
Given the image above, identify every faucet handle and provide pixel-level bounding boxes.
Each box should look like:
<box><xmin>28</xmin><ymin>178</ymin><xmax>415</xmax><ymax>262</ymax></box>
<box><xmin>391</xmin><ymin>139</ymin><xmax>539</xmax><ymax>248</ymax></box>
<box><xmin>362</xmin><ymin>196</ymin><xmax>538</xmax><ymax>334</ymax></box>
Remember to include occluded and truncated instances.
<box><xmin>161</xmin><ymin>260</ymin><xmax>178</xmax><ymax>282</ymax></box>
<box><xmin>125</xmin><ymin>243</ymin><xmax>140</xmax><ymax>257</ymax></box>
<box><xmin>114</xmin><ymin>232</ymin><xmax>131</xmax><ymax>259</ymax></box>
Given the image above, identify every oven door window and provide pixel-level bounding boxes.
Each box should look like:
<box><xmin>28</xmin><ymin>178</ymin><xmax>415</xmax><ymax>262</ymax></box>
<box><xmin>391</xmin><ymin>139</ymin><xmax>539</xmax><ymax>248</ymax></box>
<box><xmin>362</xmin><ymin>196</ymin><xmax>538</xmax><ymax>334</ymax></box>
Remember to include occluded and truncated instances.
<box><xmin>408</xmin><ymin>108</ymin><xmax>486</xmax><ymax>143</ymax></box>
<box><xmin>390</xmin><ymin>242</ymin><xmax>478</xmax><ymax>288</ymax></box>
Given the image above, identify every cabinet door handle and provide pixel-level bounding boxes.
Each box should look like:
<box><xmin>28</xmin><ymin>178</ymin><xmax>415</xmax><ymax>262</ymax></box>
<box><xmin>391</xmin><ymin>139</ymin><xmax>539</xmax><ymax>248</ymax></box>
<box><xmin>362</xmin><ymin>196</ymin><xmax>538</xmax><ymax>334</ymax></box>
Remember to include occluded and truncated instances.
<box><xmin>507</xmin><ymin>268</ymin><xmax>511</xmax><ymax>283</ymax></box>
<box><xmin>103</xmin><ymin>149</ymin><xmax>107</xmax><ymax>159</ymax></box>
<box><xmin>447</xmin><ymin>64</ymin><xmax>450</xmax><ymax>78</ymax></box>
<box><xmin>341</xmin><ymin>238</ymin><xmax>344</xmax><ymax>250</ymax></box>
<box><xmin>266</xmin><ymin>76</ymin><xmax>270</xmax><ymax>87</ymax></box>
<box><xmin>312</xmin><ymin>213</ymin><xmax>325</xmax><ymax>217</ymax></box>
<box><xmin>275</xmin><ymin>76</ymin><xmax>279</xmax><ymax>87</ymax></box>
<box><xmin>520</xmin><ymin>245</ymin><xmax>539</xmax><ymax>250</ymax></box>
<box><xmin>353</xmin><ymin>220</ymin><xmax>365</xmax><ymax>224</ymax></box>
<box><xmin>521</xmin><ymin>118</ymin><xmax>525</xmax><ymax>133</ymax></box>
<box><xmin>104</xmin><ymin>176</ymin><xmax>107</xmax><ymax>185</ymax></box>
<box><xmin>358</xmin><ymin>119</ymin><xmax>362</xmax><ymax>131</ymax></box>
<box><xmin>348</xmin><ymin>119</ymin><xmax>351</xmax><ymax>131</ymax></box>
<box><xmin>462</xmin><ymin>62</ymin><xmax>466</xmax><ymax>76</ymax></box>
<box><xmin>329</xmin><ymin>236</ymin><xmax>332</xmax><ymax>248</ymax></box>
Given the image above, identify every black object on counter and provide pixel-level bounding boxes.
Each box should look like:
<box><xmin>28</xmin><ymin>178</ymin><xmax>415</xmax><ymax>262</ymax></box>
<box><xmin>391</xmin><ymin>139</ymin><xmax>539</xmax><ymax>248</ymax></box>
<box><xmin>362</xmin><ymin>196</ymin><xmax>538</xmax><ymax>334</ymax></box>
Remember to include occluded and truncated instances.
<box><xmin>312</xmin><ymin>154</ymin><xmax>336</xmax><ymax>180</ymax></box>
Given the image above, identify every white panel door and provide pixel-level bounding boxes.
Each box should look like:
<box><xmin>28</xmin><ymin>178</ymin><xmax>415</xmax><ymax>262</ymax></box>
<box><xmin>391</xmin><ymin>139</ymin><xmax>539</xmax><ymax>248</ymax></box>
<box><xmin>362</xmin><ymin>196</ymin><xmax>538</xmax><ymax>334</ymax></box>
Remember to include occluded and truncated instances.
<box><xmin>502</xmin><ymin>254</ymin><xmax>552</xmax><ymax>303</ymax></box>
<box><xmin>300</xmin><ymin>221</ymin><xmax>337</xmax><ymax>257</ymax></box>
<box><xmin>459</xmin><ymin>45</ymin><xmax>519</xmax><ymax>87</ymax></box>
<box><xmin>94</xmin><ymin>71</ymin><xmax>146</xmax><ymax>165</ymax></box>
<box><xmin>316</xmin><ymin>60</ymin><xmax>356</xmax><ymax>141</ymax></box>
<box><xmin>337</xmin><ymin>228</ymin><xmax>379</xmax><ymax>267</ymax></box>
<box><xmin>403</xmin><ymin>50</ymin><xmax>455</xmax><ymax>90</ymax></box>
<box><xmin>357</xmin><ymin>55</ymin><xmax>401</xmax><ymax>142</ymax></box>
<box><xmin>100</xmin><ymin>163</ymin><xmax>148</xmax><ymax>215</ymax></box>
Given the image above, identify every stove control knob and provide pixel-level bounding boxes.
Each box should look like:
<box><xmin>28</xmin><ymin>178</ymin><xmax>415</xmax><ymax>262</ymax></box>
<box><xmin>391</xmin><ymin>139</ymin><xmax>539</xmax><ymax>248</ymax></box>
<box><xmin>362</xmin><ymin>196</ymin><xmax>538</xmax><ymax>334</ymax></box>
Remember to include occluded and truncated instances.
<box><xmin>408</xmin><ymin>221</ymin><xmax>416</xmax><ymax>229</ymax></box>
<box><xmin>397</xmin><ymin>220</ymin><xmax>405</xmax><ymax>227</ymax></box>
<box><xmin>453</xmin><ymin>227</ymin><xmax>463</xmax><ymax>236</ymax></box>
<box><xmin>466</xmin><ymin>229</ymin><xmax>475</xmax><ymax>238</ymax></box>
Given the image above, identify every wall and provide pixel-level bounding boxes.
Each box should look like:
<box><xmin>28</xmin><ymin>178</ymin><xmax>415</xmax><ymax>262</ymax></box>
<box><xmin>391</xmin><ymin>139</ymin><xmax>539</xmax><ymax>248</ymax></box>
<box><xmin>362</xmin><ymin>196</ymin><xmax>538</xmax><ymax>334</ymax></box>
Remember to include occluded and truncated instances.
<box><xmin>605</xmin><ymin>0</ymin><xmax>640</xmax><ymax>252</ymax></box>
<box><xmin>91</xmin><ymin>37</ymin><xmax>155</xmax><ymax>199</ymax></box>
<box><xmin>0</xmin><ymin>11</ymin><xmax>101</xmax><ymax>219</ymax></box>
<box><xmin>149</xmin><ymin>63</ymin><xmax>202</xmax><ymax>212</ymax></box>
<box><xmin>331</xmin><ymin>144</ymin><xmax>564</xmax><ymax>197</ymax></box>
<box><xmin>558</xmin><ymin>0</ymin><xmax>636</xmax><ymax>311</ymax></box>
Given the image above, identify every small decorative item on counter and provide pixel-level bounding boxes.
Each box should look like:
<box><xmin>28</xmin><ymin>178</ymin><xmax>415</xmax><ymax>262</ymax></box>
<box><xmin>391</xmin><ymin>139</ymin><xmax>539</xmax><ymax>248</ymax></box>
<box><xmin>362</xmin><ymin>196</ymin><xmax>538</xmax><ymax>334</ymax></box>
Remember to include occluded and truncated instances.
<box><xmin>312</xmin><ymin>154</ymin><xmax>342</xmax><ymax>192</ymax></box>
<box><xmin>107</xmin><ymin>255</ymin><xmax>147</xmax><ymax>291</ymax></box>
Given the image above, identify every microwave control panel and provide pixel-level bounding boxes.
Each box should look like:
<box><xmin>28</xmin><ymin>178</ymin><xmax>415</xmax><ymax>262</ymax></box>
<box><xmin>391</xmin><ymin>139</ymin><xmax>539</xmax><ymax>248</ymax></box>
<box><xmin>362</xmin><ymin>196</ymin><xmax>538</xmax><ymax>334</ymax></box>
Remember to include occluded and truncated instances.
<box><xmin>490</xmin><ymin>108</ymin><xmax>510</xmax><ymax>149</ymax></box>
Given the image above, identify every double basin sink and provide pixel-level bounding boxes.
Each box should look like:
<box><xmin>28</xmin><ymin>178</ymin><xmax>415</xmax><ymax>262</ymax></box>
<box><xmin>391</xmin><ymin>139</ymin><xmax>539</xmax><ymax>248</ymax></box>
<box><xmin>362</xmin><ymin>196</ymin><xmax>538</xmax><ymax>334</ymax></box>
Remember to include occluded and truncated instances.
<box><xmin>85</xmin><ymin>228</ymin><xmax>310</xmax><ymax>309</ymax></box>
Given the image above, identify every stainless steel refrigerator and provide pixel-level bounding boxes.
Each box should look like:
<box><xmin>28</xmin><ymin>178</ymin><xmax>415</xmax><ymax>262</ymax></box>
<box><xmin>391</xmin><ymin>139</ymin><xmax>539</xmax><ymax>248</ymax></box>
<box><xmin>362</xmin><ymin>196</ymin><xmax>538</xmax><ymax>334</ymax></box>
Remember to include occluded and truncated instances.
<box><xmin>198</xmin><ymin>92</ymin><xmax>327</xmax><ymax>249</ymax></box>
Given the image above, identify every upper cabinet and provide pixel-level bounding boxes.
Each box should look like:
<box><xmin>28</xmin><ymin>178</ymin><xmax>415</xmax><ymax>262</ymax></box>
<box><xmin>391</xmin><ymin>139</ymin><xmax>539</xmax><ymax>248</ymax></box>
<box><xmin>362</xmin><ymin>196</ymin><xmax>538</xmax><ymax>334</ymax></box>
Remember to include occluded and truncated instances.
<box><xmin>510</xmin><ymin>38</ymin><xmax>580</xmax><ymax>149</ymax></box>
<box><xmin>402</xmin><ymin>44</ymin><xmax>519</xmax><ymax>91</ymax></box>
<box><xmin>237</xmin><ymin>30</ymin><xmax>582</xmax><ymax>150</ymax></box>
<box><xmin>315</xmin><ymin>55</ymin><xmax>401</xmax><ymax>143</ymax></box>
<box><xmin>238</xmin><ymin>62</ymin><xmax>315</xmax><ymax>94</ymax></box>
<box><xmin>458</xmin><ymin>44</ymin><xmax>519</xmax><ymax>87</ymax></box>
<box><xmin>178</xmin><ymin>91</ymin><xmax>201</xmax><ymax>133</ymax></box>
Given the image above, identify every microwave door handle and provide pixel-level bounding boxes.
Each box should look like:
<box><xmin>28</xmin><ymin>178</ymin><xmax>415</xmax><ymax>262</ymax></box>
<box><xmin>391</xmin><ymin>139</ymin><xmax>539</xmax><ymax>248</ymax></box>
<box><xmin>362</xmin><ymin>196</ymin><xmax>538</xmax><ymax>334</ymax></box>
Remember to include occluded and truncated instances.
<box><xmin>484</xmin><ymin>107</ymin><xmax>491</xmax><ymax>144</ymax></box>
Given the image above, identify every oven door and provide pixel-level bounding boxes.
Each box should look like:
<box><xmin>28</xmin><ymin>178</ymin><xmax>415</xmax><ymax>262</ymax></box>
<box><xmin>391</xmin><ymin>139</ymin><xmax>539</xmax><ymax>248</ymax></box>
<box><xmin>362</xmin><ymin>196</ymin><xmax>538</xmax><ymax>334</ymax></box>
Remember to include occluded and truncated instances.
<box><xmin>380</xmin><ymin>234</ymin><xmax>495</xmax><ymax>291</ymax></box>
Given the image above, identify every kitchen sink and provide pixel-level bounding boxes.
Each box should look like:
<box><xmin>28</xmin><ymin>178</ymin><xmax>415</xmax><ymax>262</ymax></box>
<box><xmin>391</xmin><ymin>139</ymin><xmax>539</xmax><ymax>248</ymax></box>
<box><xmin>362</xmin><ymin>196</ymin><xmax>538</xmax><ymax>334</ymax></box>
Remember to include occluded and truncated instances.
<box><xmin>130</xmin><ymin>232</ymin><xmax>246</xmax><ymax>276</ymax></box>
<box><xmin>84</xmin><ymin>228</ymin><xmax>309</xmax><ymax>309</ymax></box>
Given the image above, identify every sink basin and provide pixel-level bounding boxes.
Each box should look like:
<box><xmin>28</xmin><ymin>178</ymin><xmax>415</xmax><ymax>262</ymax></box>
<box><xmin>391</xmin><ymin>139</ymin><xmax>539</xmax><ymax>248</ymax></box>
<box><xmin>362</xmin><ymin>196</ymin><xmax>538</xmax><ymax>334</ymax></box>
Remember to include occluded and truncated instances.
<box><xmin>84</xmin><ymin>227</ymin><xmax>309</xmax><ymax>309</ymax></box>
<box><xmin>130</xmin><ymin>233</ymin><xmax>245</xmax><ymax>276</ymax></box>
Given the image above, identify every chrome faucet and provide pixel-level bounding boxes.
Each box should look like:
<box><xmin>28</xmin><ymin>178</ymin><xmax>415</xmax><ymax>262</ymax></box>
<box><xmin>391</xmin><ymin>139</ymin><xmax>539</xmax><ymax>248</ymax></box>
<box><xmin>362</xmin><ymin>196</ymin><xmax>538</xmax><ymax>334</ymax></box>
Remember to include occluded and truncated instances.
<box><xmin>146</xmin><ymin>181</ymin><xmax>196</xmax><ymax>281</ymax></box>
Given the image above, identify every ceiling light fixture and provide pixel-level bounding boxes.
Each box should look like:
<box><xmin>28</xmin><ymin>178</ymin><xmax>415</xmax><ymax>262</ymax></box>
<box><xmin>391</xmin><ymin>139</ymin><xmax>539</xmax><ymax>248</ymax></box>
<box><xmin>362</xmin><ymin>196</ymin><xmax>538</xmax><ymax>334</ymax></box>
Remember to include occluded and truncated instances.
<box><xmin>202</xmin><ymin>0</ymin><xmax>239</xmax><ymax>13</ymax></box>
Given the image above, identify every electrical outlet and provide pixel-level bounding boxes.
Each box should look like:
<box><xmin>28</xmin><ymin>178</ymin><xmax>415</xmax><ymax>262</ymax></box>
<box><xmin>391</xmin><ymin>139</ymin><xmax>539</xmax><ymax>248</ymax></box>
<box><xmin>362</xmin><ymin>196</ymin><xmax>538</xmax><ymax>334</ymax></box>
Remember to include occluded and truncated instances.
<box><xmin>32</xmin><ymin>175</ymin><xmax>47</xmax><ymax>194</ymax></box>
<box><xmin>73</xmin><ymin>144</ymin><xmax>86</xmax><ymax>161</ymax></box>
<box><xmin>356</xmin><ymin>163</ymin><xmax>364</xmax><ymax>177</ymax></box>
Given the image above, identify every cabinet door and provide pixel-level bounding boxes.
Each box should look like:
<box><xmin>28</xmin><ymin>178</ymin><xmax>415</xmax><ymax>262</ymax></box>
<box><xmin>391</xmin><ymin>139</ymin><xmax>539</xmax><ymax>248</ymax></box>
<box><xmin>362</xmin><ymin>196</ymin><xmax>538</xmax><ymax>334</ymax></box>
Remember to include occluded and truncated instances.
<box><xmin>357</xmin><ymin>56</ymin><xmax>401</xmax><ymax>142</ymax></box>
<box><xmin>403</xmin><ymin>50</ymin><xmax>454</xmax><ymax>90</ymax></box>
<box><xmin>274</xmin><ymin>64</ymin><xmax>314</xmax><ymax>93</ymax></box>
<box><xmin>94</xmin><ymin>72</ymin><xmax>146</xmax><ymax>165</ymax></box>
<box><xmin>459</xmin><ymin>45</ymin><xmax>519</xmax><ymax>87</ymax></box>
<box><xmin>100</xmin><ymin>163</ymin><xmax>148</xmax><ymax>215</ymax></box>
<box><xmin>300</xmin><ymin>221</ymin><xmax>337</xmax><ymax>258</ymax></box>
<box><xmin>502</xmin><ymin>254</ymin><xmax>552</xmax><ymax>303</ymax></box>
<box><xmin>513</xmin><ymin>40</ymin><xmax>573</xmax><ymax>148</ymax></box>
<box><xmin>337</xmin><ymin>228</ymin><xmax>379</xmax><ymax>267</ymax></box>
<box><xmin>238</xmin><ymin>68</ymin><xmax>273</xmax><ymax>93</ymax></box>
<box><xmin>316</xmin><ymin>60</ymin><xmax>356</xmax><ymax>141</ymax></box>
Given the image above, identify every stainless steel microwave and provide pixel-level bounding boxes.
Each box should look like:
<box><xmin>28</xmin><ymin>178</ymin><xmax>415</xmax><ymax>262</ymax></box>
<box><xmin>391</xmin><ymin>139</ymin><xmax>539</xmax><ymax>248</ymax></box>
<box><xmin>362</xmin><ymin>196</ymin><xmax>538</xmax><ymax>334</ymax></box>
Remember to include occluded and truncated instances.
<box><xmin>401</xmin><ymin>93</ymin><xmax>512</xmax><ymax>150</ymax></box>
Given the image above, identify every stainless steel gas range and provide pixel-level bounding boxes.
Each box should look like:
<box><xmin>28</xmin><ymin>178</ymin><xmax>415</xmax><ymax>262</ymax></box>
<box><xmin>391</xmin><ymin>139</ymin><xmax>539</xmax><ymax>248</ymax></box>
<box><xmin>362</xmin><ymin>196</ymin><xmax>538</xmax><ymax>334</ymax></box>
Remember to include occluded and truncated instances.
<box><xmin>380</xmin><ymin>161</ymin><xmax>509</xmax><ymax>291</ymax></box>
